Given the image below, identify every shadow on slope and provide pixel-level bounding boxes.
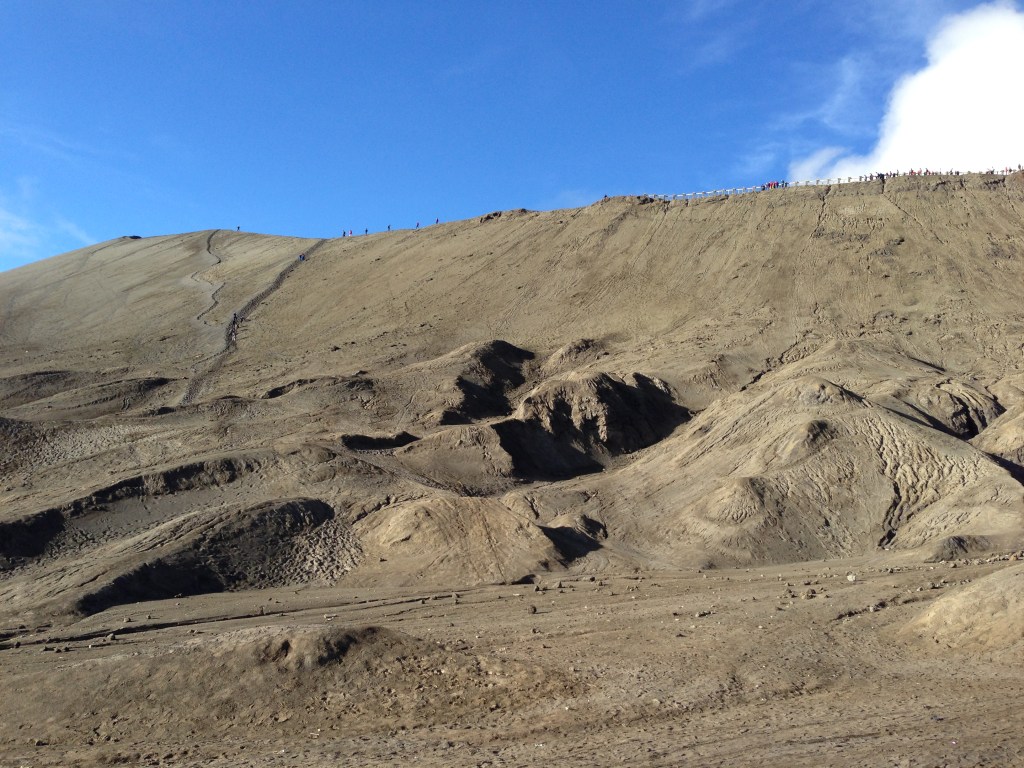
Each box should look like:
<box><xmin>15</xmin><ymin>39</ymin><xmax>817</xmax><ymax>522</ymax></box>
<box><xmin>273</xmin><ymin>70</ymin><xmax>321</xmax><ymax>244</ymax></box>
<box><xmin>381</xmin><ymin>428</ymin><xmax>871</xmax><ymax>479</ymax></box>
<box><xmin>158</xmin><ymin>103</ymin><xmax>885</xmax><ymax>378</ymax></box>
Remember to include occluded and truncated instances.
<box><xmin>391</xmin><ymin>370</ymin><xmax>690</xmax><ymax>492</ymax></box>
<box><xmin>74</xmin><ymin>498</ymin><xmax>355</xmax><ymax>616</ymax></box>
<box><xmin>0</xmin><ymin>453</ymin><xmax>272</xmax><ymax>570</ymax></box>
<box><xmin>379</xmin><ymin>339</ymin><xmax>535</xmax><ymax>428</ymax></box>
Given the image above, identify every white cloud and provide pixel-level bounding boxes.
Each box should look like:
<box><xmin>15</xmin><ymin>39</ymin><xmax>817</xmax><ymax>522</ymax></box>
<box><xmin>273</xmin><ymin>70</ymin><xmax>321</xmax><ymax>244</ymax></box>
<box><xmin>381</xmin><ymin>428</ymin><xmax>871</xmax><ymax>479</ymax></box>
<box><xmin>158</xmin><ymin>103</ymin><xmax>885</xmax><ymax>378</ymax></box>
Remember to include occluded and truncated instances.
<box><xmin>791</xmin><ymin>2</ymin><xmax>1024</xmax><ymax>179</ymax></box>
<box><xmin>789</xmin><ymin>147</ymin><xmax>848</xmax><ymax>182</ymax></box>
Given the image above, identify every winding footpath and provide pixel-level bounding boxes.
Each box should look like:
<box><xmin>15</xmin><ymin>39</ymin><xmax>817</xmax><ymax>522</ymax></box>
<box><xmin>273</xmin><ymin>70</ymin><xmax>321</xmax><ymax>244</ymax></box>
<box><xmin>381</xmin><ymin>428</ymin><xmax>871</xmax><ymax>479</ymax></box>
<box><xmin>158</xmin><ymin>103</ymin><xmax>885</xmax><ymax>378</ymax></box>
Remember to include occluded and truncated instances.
<box><xmin>179</xmin><ymin>238</ymin><xmax>327</xmax><ymax>406</ymax></box>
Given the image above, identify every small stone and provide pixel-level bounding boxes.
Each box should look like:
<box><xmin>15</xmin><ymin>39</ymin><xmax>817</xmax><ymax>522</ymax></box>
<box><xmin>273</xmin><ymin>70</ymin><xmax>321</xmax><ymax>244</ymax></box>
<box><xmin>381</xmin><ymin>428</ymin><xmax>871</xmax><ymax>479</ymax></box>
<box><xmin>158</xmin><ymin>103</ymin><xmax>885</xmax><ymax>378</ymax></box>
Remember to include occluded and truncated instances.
<box><xmin>846</xmin><ymin>573</ymin><xmax>857</xmax><ymax>583</ymax></box>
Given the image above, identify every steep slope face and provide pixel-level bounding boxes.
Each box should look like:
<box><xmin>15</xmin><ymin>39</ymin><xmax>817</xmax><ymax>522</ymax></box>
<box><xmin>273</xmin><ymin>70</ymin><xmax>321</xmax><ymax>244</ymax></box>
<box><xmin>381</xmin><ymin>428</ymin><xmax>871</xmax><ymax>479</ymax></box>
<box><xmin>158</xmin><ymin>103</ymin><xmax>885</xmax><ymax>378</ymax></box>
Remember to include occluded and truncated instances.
<box><xmin>1</xmin><ymin>174</ymin><xmax>1024</xmax><ymax>620</ymax></box>
<box><xmin>0</xmin><ymin>230</ymin><xmax>320</xmax><ymax>397</ymax></box>
<box><xmin>208</xmin><ymin>173</ymin><xmax>1024</xmax><ymax>408</ymax></box>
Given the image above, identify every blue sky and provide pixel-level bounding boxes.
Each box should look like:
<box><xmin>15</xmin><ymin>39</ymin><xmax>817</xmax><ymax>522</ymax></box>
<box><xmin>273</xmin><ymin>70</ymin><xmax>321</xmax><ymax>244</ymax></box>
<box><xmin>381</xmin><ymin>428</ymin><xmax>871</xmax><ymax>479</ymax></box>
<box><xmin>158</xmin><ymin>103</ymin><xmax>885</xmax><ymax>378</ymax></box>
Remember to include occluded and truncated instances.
<box><xmin>1</xmin><ymin>0</ymin><xmax>1021</xmax><ymax>271</ymax></box>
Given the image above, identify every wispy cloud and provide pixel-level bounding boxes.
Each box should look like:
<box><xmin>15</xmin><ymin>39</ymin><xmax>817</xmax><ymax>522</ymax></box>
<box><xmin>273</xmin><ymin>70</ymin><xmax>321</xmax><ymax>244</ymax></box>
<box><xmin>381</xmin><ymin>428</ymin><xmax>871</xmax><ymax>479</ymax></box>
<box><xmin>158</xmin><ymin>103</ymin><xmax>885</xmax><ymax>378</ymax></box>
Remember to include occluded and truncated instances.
<box><xmin>791</xmin><ymin>2</ymin><xmax>1024</xmax><ymax>179</ymax></box>
<box><xmin>0</xmin><ymin>184</ymin><xmax>98</xmax><ymax>271</ymax></box>
<box><xmin>662</xmin><ymin>0</ymin><xmax>753</xmax><ymax>73</ymax></box>
<box><xmin>816</xmin><ymin>55</ymin><xmax>874</xmax><ymax>134</ymax></box>
<box><xmin>730</xmin><ymin>143</ymin><xmax>783</xmax><ymax>182</ymax></box>
<box><xmin>858</xmin><ymin>0</ymin><xmax>964</xmax><ymax>45</ymax></box>
<box><xmin>0</xmin><ymin>121</ymin><xmax>109</xmax><ymax>167</ymax></box>
<box><xmin>789</xmin><ymin>147</ymin><xmax>847</xmax><ymax>182</ymax></box>
<box><xmin>668</xmin><ymin>0</ymin><xmax>743</xmax><ymax>24</ymax></box>
<box><xmin>56</xmin><ymin>218</ymin><xmax>95</xmax><ymax>247</ymax></box>
<box><xmin>0</xmin><ymin>204</ymin><xmax>43</xmax><ymax>271</ymax></box>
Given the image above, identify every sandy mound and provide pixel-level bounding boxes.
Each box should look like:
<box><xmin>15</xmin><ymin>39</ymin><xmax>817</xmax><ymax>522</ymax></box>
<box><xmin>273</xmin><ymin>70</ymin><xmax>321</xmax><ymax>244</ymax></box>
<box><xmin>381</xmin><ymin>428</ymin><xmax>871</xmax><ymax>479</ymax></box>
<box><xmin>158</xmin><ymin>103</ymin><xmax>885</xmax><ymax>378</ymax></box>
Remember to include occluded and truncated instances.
<box><xmin>584</xmin><ymin>358</ymin><xmax>1024</xmax><ymax>564</ymax></box>
<box><xmin>378</xmin><ymin>339</ymin><xmax>535</xmax><ymax>428</ymax></box>
<box><xmin>0</xmin><ymin>625</ymin><xmax>577</xmax><ymax>745</ymax></box>
<box><xmin>353</xmin><ymin>496</ymin><xmax>569</xmax><ymax>585</ymax></box>
<box><xmin>905</xmin><ymin>562</ymin><xmax>1024</xmax><ymax>650</ymax></box>
<box><xmin>1</xmin><ymin>374</ymin><xmax>173</xmax><ymax>420</ymax></box>
<box><xmin>0</xmin><ymin>370</ymin><xmax>104</xmax><ymax>409</ymax></box>
<box><xmin>74</xmin><ymin>498</ymin><xmax>355</xmax><ymax>615</ymax></box>
<box><xmin>972</xmin><ymin>401</ymin><xmax>1024</xmax><ymax>472</ymax></box>
<box><xmin>394</xmin><ymin>424</ymin><xmax>518</xmax><ymax>494</ymax></box>
<box><xmin>925</xmin><ymin>534</ymin><xmax>999</xmax><ymax>561</ymax></box>
<box><xmin>392</xmin><ymin>369</ymin><xmax>688</xmax><ymax>490</ymax></box>
<box><xmin>1</xmin><ymin>453</ymin><xmax>271</xmax><ymax>569</ymax></box>
<box><xmin>780</xmin><ymin>340</ymin><xmax>1003</xmax><ymax>439</ymax></box>
<box><xmin>511</xmin><ymin>370</ymin><xmax>688</xmax><ymax>458</ymax></box>
<box><xmin>0</xmin><ymin>494</ymin><xmax>355</xmax><ymax>620</ymax></box>
<box><xmin>540</xmin><ymin>337</ymin><xmax>606</xmax><ymax>375</ymax></box>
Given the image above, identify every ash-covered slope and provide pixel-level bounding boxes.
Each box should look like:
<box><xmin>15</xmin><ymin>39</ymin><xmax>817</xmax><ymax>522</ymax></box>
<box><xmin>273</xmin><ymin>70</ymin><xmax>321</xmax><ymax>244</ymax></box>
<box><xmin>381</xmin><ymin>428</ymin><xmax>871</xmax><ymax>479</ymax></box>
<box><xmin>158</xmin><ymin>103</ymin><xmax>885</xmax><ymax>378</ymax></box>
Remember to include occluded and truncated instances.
<box><xmin>2</xmin><ymin>173</ymin><xmax>1024</xmax><ymax>622</ymax></box>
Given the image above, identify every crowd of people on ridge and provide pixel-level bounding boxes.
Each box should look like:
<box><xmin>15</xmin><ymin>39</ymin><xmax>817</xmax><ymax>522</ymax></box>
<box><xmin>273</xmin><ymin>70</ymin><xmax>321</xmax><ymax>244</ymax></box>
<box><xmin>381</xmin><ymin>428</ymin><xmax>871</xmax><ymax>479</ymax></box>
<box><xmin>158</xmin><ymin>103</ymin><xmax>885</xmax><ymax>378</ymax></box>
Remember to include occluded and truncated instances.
<box><xmin>662</xmin><ymin>164</ymin><xmax>1024</xmax><ymax>201</ymax></box>
<box><xmin>337</xmin><ymin>217</ymin><xmax>441</xmax><ymax>238</ymax></box>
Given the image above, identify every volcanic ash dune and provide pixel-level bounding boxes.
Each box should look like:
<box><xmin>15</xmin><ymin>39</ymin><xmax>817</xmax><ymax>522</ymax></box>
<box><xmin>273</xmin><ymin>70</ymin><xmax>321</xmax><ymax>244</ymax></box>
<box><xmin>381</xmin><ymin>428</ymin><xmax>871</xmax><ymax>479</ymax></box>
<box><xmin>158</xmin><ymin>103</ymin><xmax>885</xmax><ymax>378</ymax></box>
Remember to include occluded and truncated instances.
<box><xmin>1</xmin><ymin>173</ymin><xmax>1024</xmax><ymax>621</ymax></box>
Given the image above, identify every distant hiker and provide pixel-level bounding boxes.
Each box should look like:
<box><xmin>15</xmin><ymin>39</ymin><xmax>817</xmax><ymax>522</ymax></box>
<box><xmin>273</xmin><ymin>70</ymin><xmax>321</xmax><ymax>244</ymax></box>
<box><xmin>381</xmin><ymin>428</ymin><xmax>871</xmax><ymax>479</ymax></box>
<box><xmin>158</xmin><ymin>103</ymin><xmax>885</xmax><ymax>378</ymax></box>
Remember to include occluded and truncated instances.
<box><xmin>364</xmin><ymin>228</ymin><xmax>368</xmax><ymax>235</ymax></box>
<box><xmin>387</xmin><ymin>224</ymin><xmax>391</xmax><ymax>231</ymax></box>
<box><xmin>350</xmin><ymin>230</ymin><xmax>353</xmax><ymax>237</ymax></box>
<box><xmin>435</xmin><ymin>218</ymin><xmax>439</xmax><ymax>224</ymax></box>
<box><xmin>236</xmin><ymin>226</ymin><xmax>240</xmax><ymax>231</ymax></box>
<box><xmin>416</xmin><ymin>222</ymin><xmax>420</xmax><ymax>229</ymax></box>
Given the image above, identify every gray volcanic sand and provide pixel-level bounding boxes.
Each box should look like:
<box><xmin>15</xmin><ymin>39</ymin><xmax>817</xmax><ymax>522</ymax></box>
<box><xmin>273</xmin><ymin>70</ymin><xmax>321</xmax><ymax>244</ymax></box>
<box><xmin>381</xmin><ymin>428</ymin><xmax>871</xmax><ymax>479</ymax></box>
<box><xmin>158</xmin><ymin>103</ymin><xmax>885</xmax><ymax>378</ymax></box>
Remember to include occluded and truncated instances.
<box><xmin>2</xmin><ymin>173</ymin><xmax>1024</xmax><ymax>765</ymax></box>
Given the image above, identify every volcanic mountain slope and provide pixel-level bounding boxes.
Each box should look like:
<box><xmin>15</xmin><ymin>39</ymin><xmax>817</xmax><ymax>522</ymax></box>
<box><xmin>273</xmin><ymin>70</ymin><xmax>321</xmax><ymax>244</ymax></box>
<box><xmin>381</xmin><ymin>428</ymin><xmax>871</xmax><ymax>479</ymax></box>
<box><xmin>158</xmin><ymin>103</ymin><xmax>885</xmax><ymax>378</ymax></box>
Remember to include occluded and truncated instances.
<box><xmin>1</xmin><ymin>173</ymin><xmax>1024</xmax><ymax>622</ymax></box>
